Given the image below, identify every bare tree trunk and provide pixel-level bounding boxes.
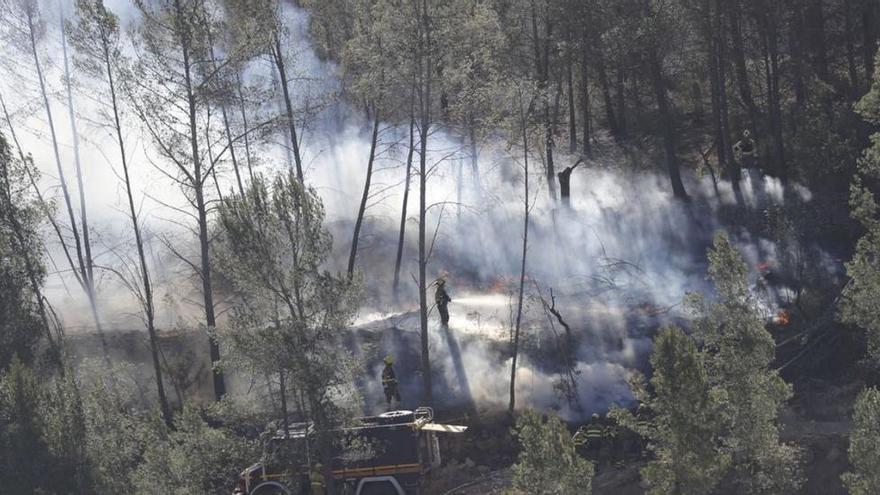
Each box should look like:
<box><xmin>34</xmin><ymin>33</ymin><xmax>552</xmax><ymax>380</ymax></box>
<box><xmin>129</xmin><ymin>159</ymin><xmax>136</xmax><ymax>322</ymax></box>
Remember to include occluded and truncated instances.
<box><xmin>595</xmin><ymin>52</ymin><xmax>619</xmax><ymax>136</ymax></box>
<box><xmin>97</xmin><ymin>19</ymin><xmax>172</xmax><ymax>424</ymax></box>
<box><xmin>508</xmin><ymin>93</ymin><xmax>531</xmax><ymax>418</ymax></box>
<box><xmin>206</xmin><ymin>35</ymin><xmax>245</xmax><ymax>196</ymax></box>
<box><xmin>615</xmin><ymin>64</ymin><xmax>627</xmax><ymax>137</ymax></box>
<box><xmin>273</xmin><ymin>32</ymin><xmax>304</xmax><ymax>183</ymax></box>
<box><xmin>2</xmin><ymin>94</ymin><xmax>81</xmax><ymax>298</ymax></box>
<box><xmin>759</xmin><ymin>11</ymin><xmax>786</xmax><ymax>180</ymax></box>
<box><xmin>175</xmin><ymin>0</ymin><xmax>225</xmax><ymax>400</ymax></box>
<box><xmin>580</xmin><ymin>30</ymin><xmax>592</xmax><ymax>155</ymax></box>
<box><xmin>567</xmin><ymin>41</ymin><xmax>577</xmax><ymax>153</ymax></box>
<box><xmin>27</xmin><ymin>5</ymin><xmax>108</xmax><ymax>356</ymax></box>
<box><xmin>789</xmin><ymin>8</ymin><xmax>807</xmax><ymax>106</ymax></box>
<box><xmin>392</xmin><ymin>105</ymin><xmax>415</xmax><ymax>296</ymax></box>
<box><xmin>728</xmin><ymin>1</ymin><xmax>759</xmax><ymax>132</ymax></box>
<box><xmin>845</xmin><ymin>0</ymin><xmax>861</xmax><ymax>96</ymax></box>
<box><xmin>235</xmin><ymin>72</ymin><xmax>256</xmax><ymax>183</ymax></box>
<box><xmin>417</xmin><ymin>0</ymin><xmax>433</xmax><ymax>406</ymax></box>
<box><xmin>61</xmin><ymin>14</ymin><xmax>95</xmax><ymax>292</ymax></box>
<box><xmin>707</xmin><ymin>0</ymin><xmax>741</xmax><ymax>204</ymax></box>
<box><xmin>279</xmin><ymin>369</ymin><xmax>290</xmax><ymax>438</ymax></box>
<box><xmin>348</xmin><ymin>110</ymin><xmax>380</xmax><ymax>278</ymax></box>
<box><xmin>648</xmin><ymin>46</ymin><xmax>688</xmax><ymax>200</ymax></box>
<box><xmin>806</xmin><ymin>0</ymin><xmax>828</xmax><ymax>82</ymax></box>
<box><xmin>531</xmin><ymin>0</ymin><xmax>557</xmax><ymax>201</ymax></box>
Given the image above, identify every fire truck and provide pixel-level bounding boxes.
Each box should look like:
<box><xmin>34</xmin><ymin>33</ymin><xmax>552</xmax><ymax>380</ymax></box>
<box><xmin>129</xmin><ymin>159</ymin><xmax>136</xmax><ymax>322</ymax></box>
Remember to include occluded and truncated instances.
<box><xmin>232</xmin><ymin>407</ymin><xmax>467</xmax><ymax>495</ymax></box>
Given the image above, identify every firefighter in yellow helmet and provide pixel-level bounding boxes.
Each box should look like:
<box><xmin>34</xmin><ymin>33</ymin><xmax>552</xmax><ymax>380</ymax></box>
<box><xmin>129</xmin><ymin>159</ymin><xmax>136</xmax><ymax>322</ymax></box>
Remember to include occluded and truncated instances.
<box><xmin>381</xmin><ymin>355</ymin><xmax>401</xmax><ymax>406</ymax></box>
<box><xmin>435</xmin><ymin>278</ymin><xmax>452</xmax><ymax>327</ymax></box>
<box><xmin>309</xmin><ymin>462</ymin><xmax>326</xmax><ymax>495</ymax></box>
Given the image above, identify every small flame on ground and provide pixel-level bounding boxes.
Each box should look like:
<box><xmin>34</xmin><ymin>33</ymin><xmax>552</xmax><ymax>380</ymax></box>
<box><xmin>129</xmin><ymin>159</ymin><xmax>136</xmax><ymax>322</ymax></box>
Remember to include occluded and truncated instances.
<box><xmin>774</xmin><ymin>309</ymin><xmax>791</xmax><ymax>326</ymax></box>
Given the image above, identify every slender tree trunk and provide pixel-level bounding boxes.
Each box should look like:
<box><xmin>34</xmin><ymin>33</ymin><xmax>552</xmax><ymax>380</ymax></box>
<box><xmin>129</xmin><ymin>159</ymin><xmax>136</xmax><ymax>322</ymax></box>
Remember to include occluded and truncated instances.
<box><xmin>235</xmin><ymin>72</ymin><xmax>256</xmax><ymax>183</ymax></box>
<box><xmin>580</xmin><ymin>32</ymin><xmax>592</xmax><ymax>155</ymax></box>
<box><xmin>348</xmin><ymin>110</ymin><xmax>380</xmax><ymax>278</ymax></box>
<box><xmin>615</xmin><ymin>64</ymin><xmax>627</xmax><ymax>137</ymax></box>
<box><xmin>546</xmin><ymin>75</ymin><xmax>562</xmax><ymax>201</ymax></box>
<box><xmin>61</xmin><ymin>14</ymin><xmax>95</xmax><ymax>292</ymax></box>
<box><xmin>205</xmin><ymin>20</ymin><xmax>244</xmax><ymax>197</ymax></box>
<box><xmin>760</xmin><ymin>13</ymin><xmax>787</xmax><ymax>180</ymax></box>
<box><xmin>99</xmin><ymin>25</ymin><xmax>171</xmax><ymax>424</ymax></box>
<box><xmin>393</xmin><ymin>105</ymin><xmax>415</xmax><ymax>296</ymax></box>
<box><xmin>468</xmin><ymin>119</ymin><xmax>481</xmax><ymax>195</ymax></box>
<box><xmin>728</xmin><ymin>1</ymin><xmax>759</xmax><ymax>132</ymax></box>
<box><xmin>273</xmin><ymin>32</ymin><xmax>304</xmax><ymax>183</ymax></box>
<box><xmin>417</xmin><ymin>0</ymin><xmax>433</xmax><ymax>406</ymax></box>
<box><xmin>279</xmin><ymin>369</ymin><xmax>289</xmax><ymax>438</ymax></box>
<box><xmin>1</xmin><ymin>94</ymin><xmax>82</xmax><ymax>297</ymax></box>
<box><xmin>176</xmin><ymin>0</ymin><xmax>225</xmax><ymax>400</ymax></box>
<box><xmin>595</xmin><ymin>52</ymin><xmax>619</xmax><ymax>136</ymax></box>
<box><xmin>567</xmin><ymin>42</ymin><xmax>577</xmax><ymax>153</ymax></box>
<box><xmin>508</xmin><ymin>95</ymin><xmax>531</xmax><ymax>417</ymax></box>
<box><xmin>845</xmin><ymin>0</ymin><xmax>861</xmax><ymax>96</ymax></box>
<box><xmin>27</xmin><ymin>5</ymin><xmax>108</xmax><ymax>356</ymax></box>
<box><xmin>807</xmin><ymin>0</ymin><xmax>828</xmax><ymax>81</ymax></box>
<box><xmin>648</xmin><ymin>47</ymin><xmax>688</xmax><ymax>200</ymax></box>
<box><xmin>790</xmin><ymin>8</ymin><xmax>807</xmax><ymax>105</ymax></box>
<box><xmin>709</xmin><ymin>0</ymin><xmax>740</xmax><ymax>194</ymax></box>
<box><xmin>208</xmin><ymin>48</ymin><xmax>244</xmax><ymax>196</ymax></box>
<box><xmin>531</xmin><ymin>1</ymin><xmax>557</xmax><ymax>201</ymax></box>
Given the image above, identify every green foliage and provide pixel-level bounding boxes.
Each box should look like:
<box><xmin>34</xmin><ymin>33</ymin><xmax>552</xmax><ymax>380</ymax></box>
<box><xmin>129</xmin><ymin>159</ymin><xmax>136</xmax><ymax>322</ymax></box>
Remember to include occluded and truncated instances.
<box><xmin>689</xmin><ymin>233</ymin><xmax>802</xmax><ymax>494</ymax></box>
<box><xmin>133</xmin><ymin>406</ymin><xmax>258</xmax><ymax>495</ymax></box>
<box><xmin>640</xmin><ymin>326</ymin><xmax>729</xmax><ymax>495</ymax></box>
<box><xmin>842</xmin><ymin>387</ymin><xmax>880</xmax><ymax>494</ymax></box>
<box><xmin>79</xmin><ymin>365</ymin><xmax>164</xmax><ymax>494</ymax></box>
<box><xmin>216</xmin><ymin>173</ymin><xmax>362</xmax><ymax>430</ymax></box>
<box><xmin>510</xmin><ymin>409</ymin><xmax>593</xmax><ymax>495</ymax></box>
<box><xmin>0</xmin><ymin>359</ymin><xmax>55</xmax><ymax>493</ymax></box>
<box><xmin>842</xmin><ymin>62</ymin><xmax>880</xmax><ymax>367</ymax></box>
<box><xmin>0</xmin><ymin>131</ymin><xmax>44</xmax><ymax>369</ymax></box>
<box><xmin>789</xmin><ymin>81</ymin><xmax>860</xmax><ymax>187</ymax></box>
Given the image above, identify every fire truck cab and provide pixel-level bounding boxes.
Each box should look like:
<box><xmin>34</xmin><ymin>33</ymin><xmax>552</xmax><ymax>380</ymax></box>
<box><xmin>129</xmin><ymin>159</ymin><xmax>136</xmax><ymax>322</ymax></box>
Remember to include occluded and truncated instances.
<box><xmin>233</xmin><ymin>407</ymin><xmax>466</xmax><ymax>495</ymax></box>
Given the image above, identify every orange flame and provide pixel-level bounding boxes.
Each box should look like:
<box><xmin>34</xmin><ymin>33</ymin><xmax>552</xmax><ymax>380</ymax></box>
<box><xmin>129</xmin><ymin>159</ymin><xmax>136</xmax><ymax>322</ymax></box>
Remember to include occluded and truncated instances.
<box><xmin>757</xmin><ymin>262</ymin><xmax>771</xmax><ymax>272</ymax></box>
<box><xmin>775</xmin><ymin>309</ymin><xmax>790</xmax><ymax>326</ymax></box>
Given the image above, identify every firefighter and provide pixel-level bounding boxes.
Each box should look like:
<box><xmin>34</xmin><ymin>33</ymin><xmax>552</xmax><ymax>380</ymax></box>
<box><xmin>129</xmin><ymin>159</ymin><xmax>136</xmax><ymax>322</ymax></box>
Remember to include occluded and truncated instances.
<box><xmin>733</xmin><ymin>130</ymin><xmax>764</xmax><ymax>205</ymax></box>
<box><xmin>733</xmin><ymin>129</ymin><xmax>757</xmax><ymax>169</ymax></box>
<box><xmin>435</xmin><ymin>278</ymin><xmax>452</xmax><ymax>327</ymax></box>
<box><xmin>309</xmin><ymin>463</ymin><xmax>326</xmax><ymax>495</ymax></box>
<box><xmin>381</xmin><ymin>356</ymin><xmax>401</xmax><ymax>407</ymax></box>
<box><xmin>574</xmin><ymin>413</ymin><xmax>607</xmax><ymax>468</ymax></box>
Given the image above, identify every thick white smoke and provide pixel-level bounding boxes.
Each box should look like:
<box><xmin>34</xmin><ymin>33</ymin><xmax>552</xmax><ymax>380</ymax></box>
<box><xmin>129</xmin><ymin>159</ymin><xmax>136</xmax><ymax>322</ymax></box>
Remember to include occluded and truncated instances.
<box><xmin>2</xmin><ymin>0</ymin><xmax>827</xmax><ymax>419</ymax></box>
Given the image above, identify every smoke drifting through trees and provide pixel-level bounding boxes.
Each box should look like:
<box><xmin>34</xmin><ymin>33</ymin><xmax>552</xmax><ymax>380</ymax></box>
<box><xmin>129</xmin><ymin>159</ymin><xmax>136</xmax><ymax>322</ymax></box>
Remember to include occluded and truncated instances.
<box><xmin>0</xmin><ymin>0</ymin><xmax>829</xmax><ymax>420</ymax></box>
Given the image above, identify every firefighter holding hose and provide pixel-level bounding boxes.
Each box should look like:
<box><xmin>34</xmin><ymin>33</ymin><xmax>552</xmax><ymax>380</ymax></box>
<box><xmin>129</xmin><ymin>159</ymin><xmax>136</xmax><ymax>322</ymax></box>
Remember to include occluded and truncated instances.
<box><xmin>435</xmin><ymin>278</ymin><xmax>452</xmax><ymax>327</ymax></box>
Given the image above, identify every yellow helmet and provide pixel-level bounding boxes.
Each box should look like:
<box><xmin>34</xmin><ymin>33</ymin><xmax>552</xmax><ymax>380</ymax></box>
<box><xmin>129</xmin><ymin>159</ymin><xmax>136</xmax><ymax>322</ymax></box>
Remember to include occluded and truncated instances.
<box><xmin>384</xmin><ymin>355</ymin><xmax>394</xmax><ymax>365</ymax></box>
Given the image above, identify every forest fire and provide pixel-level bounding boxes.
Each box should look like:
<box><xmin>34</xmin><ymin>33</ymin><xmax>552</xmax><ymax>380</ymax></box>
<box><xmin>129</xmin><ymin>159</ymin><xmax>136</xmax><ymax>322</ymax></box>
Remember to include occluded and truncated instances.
<box><xmin>2</xmin><ymin>0</ymin><xmax>872</xmax><ymax>492</ymax></box>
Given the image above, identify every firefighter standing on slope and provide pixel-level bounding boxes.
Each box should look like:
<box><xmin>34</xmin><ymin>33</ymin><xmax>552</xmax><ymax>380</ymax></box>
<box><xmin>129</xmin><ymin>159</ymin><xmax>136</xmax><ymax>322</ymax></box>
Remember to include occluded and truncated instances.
<box><xmin>435</xmin><ymin>278</ymin><xmax>452</xmax><ymax>327</ymax></box>
<box><xmin>381</xmin><ymin>356</ymin><xmax>401</xmax><ymax>407</ymax></box>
